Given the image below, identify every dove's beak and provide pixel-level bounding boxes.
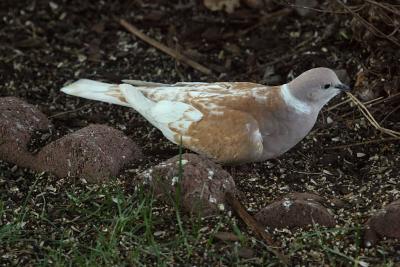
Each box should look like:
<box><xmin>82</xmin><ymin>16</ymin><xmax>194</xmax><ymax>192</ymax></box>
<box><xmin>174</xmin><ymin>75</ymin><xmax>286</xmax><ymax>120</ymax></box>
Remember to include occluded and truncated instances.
<box><xmin>335</xmin><ymin>83</ymin><xmax>351</xmax><ymax>91</ymax></box>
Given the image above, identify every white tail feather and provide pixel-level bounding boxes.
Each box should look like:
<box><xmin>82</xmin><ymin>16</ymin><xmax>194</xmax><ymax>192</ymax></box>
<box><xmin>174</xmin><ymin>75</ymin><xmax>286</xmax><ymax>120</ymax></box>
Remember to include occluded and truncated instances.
<box><xmin>61</xmin><ymin>79</ymin><xmax>130</xmax><ymax>107</ymax></box>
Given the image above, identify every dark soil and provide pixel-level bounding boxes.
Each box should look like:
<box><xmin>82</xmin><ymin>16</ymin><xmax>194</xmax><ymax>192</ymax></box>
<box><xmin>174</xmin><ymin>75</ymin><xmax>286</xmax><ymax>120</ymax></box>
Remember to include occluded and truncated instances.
<box><xmin>1</xmin><ymin>0</ymin><xmax>399</xmax><ymax>265</ymax></box>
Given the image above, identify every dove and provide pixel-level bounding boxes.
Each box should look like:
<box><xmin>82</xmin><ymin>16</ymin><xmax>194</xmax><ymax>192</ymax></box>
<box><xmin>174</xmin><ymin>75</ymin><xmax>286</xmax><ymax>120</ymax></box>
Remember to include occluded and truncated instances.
<box><xmin>61</xmin><ymin>67</ymin><xmax>350</xmax><ymax>164</ymax></box>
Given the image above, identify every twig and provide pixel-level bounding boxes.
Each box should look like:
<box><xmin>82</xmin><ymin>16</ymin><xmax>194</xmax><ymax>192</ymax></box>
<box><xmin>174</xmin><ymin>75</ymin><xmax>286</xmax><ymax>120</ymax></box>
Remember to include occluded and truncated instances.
<box><xmin>335</xmin><ymin>0</ymin><xmax>400</xmax><ymax>47</ymax></box>
<box><xmin>338</xmin><ymin>93</ymin><xmax>400</xmax><ymax>118</ymax></box>
<box><xmin>225</xmin><ymin>192</ymin><xmax>289</xmax><ymax>264</ymax></box>
<box><xmin>367</xmin><ymin>92</ymin><xmax>400</xmax><ymax>107</ymax></box>
<box><xmin>223</xmin><ymin>8</ymin><xmax>292</xmax><ymax>39</ymax></box>
<box><xmin>346</xmin><ymin>92</ymin><xmax>400</xmax><ymax>138</ymax></box>
<box><xmin>325</xmin><ymin>137</ymin><xmax>400</xmax><ymax>150</ymax></box>
<box><xmin>119</xmin><ymin>19</ymin><xmax>213</xmax><ymax>76</ymax></box>
<box><xmin>326</xmin><ymin>99</ymin><xmax>352</xmax><ymax>112</ymax></box>
<box><xmin>329</xmin><ymin>96</ymin><xmax>386</xmax><ymax>117</ymax></box>
<box><xmin>365</xmin><ymin>0</ymin><xmax>400</xmax><ymax>16</ymax></box>
<box><xmin>49</xmin><ymin>104</ymin><xmax>92</xmax><ymax>118</ymax></box>
<box><xmin>380</xmin><ymin>105</ymin><xmax>400</xmax><ymax>123</ymax></box>
<box><xmin>277</xmin><ymin>0</ymin><xmax>360</xmax><ymax>14</ymax></box>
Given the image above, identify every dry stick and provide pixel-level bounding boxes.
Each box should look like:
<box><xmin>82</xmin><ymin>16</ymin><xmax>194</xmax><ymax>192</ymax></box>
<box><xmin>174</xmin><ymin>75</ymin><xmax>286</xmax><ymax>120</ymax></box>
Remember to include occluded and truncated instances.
<box><xmin>339</xmin><ymin>93</ymin><xmax>400</xmax><ymax>119</ymax></box>
<box><xmin>368</xmin><ymin>92</ymin><xmax>400</xmax><ymax>107</ymax></box>
<box><xmin>328</xmin><ymin>95</ymin><xmax>384</xmax><ymax>113</ymax></box>
<box><xmin>336</xmin><ymin>0</ymin><xmax>400</xmax><ymax>47</ymax></box>
<box><xmin>346</xmin><ymin>92</ymin><xmax>400</xmax><ymax>138</ymax></box>
<box><xmin>325</xmin><ymin>137</ymin><xmax>400</xmax><ymax>150</ymax></box>
<box><xmin>365</xmin><ymin>0</ymin><xmax>400</xmax><ymax>16</ymax></box>
<box><xmin>381</xmin><ymin>105</ymin><xmax>400</xmax><ymax>123</ymax></box>
<box><xmin>119</xmin><ymin>19</ymin><xmax>213</xmax><ymax>76</ymax></box>
<box><xmin>49</xmin><ymin>104</ymin><xmax>92</xmax><ymax>118</ymax></box>
<box><xmin>326</xmin><ymin>98</ymin><xmax>352</xmax><ymax>112</ymax></box>
<box><xmin>223</xmin><ymin>8</ymin><xmax>292</xmax><ymax>39</ymax></box>
<box><xmin>279</xmin><ymin>0</ymin><xmax>358</xmax><ymax>14</ymax></box>
<box><xmin>225</xmin><ymin>192</ymin><xmax>289</xmax><ymax>264</ymax></box>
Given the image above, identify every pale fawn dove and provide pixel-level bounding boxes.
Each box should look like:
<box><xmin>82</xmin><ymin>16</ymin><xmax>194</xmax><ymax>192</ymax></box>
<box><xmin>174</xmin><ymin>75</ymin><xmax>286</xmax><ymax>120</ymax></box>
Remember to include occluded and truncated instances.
<box><xmin>61</xmin><ymin>67</ymin><xmax>350</xmax><ymax>164</ymax></box>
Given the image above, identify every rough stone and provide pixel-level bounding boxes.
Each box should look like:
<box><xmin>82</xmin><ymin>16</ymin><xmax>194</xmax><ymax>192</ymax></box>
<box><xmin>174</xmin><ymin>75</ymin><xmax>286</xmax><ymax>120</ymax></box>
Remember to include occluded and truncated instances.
<box><xmin>139</xmin><ymin>153</ymin><xmax>236</xmax><ymax>215</ymax></box>
<box><xmin>0</xmin><ymin>97</ymin><xmax>50</xmax><ymax>167</ymax></box>
<box><xmin>255</xmin><ymin>192</ymin><xmax>336</xmax><ymax>229</ymax></box>
<box><xmin>36</xmin><ymin>124</ymin><xmax>143</xmax><ymax>182</ymax></box>
<box><xmin>364</xmin><ymin>200</ymin><xmax>400</xmax><ymax>247</ymax></box>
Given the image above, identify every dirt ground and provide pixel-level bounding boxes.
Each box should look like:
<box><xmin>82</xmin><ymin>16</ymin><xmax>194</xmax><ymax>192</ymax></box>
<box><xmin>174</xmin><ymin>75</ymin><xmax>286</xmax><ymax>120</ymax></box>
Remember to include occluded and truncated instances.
<box><xmin>1</xmin><ymin>0</ymin><xmax>400</xmax><ymax>266</ymax></box>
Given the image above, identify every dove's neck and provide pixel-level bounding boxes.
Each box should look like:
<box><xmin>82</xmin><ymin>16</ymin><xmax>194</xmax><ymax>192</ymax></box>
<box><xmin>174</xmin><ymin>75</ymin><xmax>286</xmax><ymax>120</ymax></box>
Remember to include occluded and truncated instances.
<box><xmin>280</xmin><ymin>84</ymin><xmax>313</xmax><ymax>114</ymax></box>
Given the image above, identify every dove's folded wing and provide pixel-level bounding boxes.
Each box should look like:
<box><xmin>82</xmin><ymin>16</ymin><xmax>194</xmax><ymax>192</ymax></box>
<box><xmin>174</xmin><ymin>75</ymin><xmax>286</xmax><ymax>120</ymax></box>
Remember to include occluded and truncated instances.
<box><xmin>119</xmin><ymin>84</ymin><xmax>203</xmax><ymax>144</ymax></box>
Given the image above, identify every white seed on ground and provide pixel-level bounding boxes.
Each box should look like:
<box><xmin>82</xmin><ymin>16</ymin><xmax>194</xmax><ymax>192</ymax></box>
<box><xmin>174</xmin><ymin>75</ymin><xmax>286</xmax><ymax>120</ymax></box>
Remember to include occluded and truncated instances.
<box><xmin>209</xmin><ymin>196</ymin><xmax>217</xmax><ymax>203</ymax></box>
<box><xmin>171</xmin><ymin>176</ymin><xmax>179</xmax><ymax>186</ymax></box>
<box><xmin>282</xmin><ymin>199</ymin><xmax>293</xmax><ymax>210</ymax></box>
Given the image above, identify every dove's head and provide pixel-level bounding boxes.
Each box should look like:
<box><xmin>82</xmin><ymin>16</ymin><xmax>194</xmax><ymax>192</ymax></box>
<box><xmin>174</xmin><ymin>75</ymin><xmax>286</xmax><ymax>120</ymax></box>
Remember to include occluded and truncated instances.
<box><xmin>286</xmin><ymin>67</ymin><xmax>350</xmax><ymax>109</ymax></box>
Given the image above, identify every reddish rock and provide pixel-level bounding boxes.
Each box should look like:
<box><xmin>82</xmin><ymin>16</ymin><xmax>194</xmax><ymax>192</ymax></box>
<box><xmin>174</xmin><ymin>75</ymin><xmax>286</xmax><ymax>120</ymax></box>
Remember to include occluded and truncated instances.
<box><xmin>0</xmin><ymin>97</ymin><xmax>50</xmax><ymax>167</ymax></box>
<box><xmin>0</xmin><ymin>97</ymin><xmax>143</xmax><ymax>182</ymax></box>
<box><xmin>36</xmin><ymin>124</ymin><xmax>143</xmax><ymax>182</ymax></box>
<box><xmin>255</xmin><ymin>193</ymin><xmax>336</xmax><ymax>229</ymax></box>
<box><xmin>139</xmin><ymin>153</ymin><xmax>236</xmax><ymax>215</ymax></box>
<box><xmin>364</xmin><ymin>200</ymin><xmax>400</xmax><ymax>247</ymax></box>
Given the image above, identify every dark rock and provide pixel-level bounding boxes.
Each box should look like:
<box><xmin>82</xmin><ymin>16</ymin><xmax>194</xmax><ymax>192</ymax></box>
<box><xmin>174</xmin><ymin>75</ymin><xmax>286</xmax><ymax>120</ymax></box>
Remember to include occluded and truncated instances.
<box><xmin>0</xmin><ymin>97</ymin><xmax>50</xmax><ymax>167</ymax></box>
<box><xmin>36</xmin><ymin>124</ymin><xmax>143</xmax><ymax>183</ymax></box>
<box><xmin>139</xmin><ymin>153</ymin><xmax>236</xmax><ymax>215</ymax></box>
<box><xmin>364</xmin><ymin>200</ymin><xmax>400</xmax><ymax>247</ymax></box>
<box><xmin>255</xmin><ymin>193</ymin><xmax>336</xmax><ymax>229</ymax></box>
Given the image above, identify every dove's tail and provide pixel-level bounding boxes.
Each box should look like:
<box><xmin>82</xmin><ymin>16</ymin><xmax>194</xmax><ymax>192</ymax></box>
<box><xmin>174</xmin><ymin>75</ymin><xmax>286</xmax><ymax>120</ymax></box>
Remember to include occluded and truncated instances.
<box><xmin>61</xmin><ymin>79</ymin><xmax>131</xmax><ymax>107</ymax></box>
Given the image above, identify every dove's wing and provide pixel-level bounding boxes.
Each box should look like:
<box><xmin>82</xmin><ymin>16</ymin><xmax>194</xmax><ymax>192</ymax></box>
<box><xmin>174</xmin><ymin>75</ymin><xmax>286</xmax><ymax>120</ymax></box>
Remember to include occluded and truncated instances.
<box><xmin>138</xmin><ymin>82</ymin><xmax>263</xmax><ymax>103</ymax></box>
<box><xmin>119</xmin><ymin>84</ymin><xmax>203</xmax><ymax>144</ymax></box>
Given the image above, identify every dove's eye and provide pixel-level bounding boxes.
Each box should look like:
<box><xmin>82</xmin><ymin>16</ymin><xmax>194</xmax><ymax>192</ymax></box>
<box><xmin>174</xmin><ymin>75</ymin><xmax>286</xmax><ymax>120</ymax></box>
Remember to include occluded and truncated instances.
<box><xmin>322</xmin><ymin>83</ymin><xmax>331</xmax><ymax>89</ymax></box>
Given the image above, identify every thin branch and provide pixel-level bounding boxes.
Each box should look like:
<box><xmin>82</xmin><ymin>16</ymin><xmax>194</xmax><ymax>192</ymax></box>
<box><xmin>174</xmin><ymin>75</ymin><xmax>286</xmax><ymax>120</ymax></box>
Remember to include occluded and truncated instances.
<box><xmin>380</xmin><ymin>105</ymin><xmax>400</xmax><ymax>123</ymax></box>
<box><xmin>223</xmin><ymin>8</ymin><xmax>292</xmax><ymax>39</ymax></box>
<box><xmin>365</xmin><ymin>0</ymin><xmax>400</xmax><ymax>16</ymax></box>
<box><xmin>225</xmin><ymin>192</ymin><xmax>289</xmax><ymax>264</ymax></box>
<box><xmin>325</xmin><ymin>137</ymin><xmax>400</xmax><ymax>150</ymax></box>
<box><xmin>326</xmin><ymin>99</ymin><xmax>352</xmax><ymax>112</ymax></box>
<box><xmin>119</xmin><ymin>19</ymin><xmax>213</xmax><ymax>76</ymax></box>
<box><xmin>49</xmin><ymin>104</ymin><xmax>92</xmax><ymax>118</ymax></box>
<box><xmin>346</xmin><ymin>92</ymin><xmax>400</xmax><ymax>138</ymax></box>
<box><xmin>336</xmin><ymin>0</ymin><xmax>400</xmax><ymax>47</ymax></box>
